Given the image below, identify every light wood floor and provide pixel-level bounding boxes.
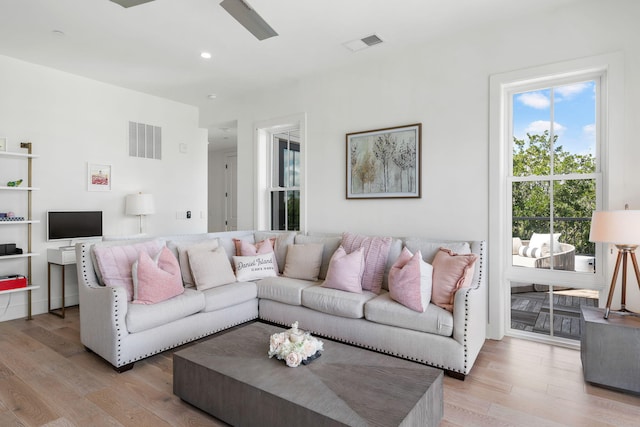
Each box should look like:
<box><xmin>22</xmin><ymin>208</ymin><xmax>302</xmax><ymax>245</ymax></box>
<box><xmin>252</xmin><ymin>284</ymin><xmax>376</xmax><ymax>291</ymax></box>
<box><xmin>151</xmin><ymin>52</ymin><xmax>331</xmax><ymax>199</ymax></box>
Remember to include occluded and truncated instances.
<box><xmin>1</xmin><ymin>307</ymin><xmax>639</xmax><ymax>427</ymax></box>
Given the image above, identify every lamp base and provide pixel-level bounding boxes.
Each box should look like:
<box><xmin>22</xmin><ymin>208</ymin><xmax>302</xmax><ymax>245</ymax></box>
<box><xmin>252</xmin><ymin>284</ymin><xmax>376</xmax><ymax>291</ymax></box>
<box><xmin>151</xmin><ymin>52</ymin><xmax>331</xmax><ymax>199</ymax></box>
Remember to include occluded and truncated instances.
<box><xmin>603</xmin><ymin>246</ymin><xmax>640</xmax><ymax>319</ymax></box>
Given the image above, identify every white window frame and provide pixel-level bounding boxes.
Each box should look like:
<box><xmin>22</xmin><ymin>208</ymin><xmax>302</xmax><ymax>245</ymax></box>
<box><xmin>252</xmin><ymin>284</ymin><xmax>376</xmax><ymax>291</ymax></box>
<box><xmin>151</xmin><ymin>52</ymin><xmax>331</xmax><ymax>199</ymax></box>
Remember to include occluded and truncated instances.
<box><xmin>254</xmin><ymin>113</ymin><xmax>307</xmax><ymax>232</ymax></box>
<box><xmin>488</xmin><ymin>53</ymin><xmax>623</xmax><ymax>341</ymax></box>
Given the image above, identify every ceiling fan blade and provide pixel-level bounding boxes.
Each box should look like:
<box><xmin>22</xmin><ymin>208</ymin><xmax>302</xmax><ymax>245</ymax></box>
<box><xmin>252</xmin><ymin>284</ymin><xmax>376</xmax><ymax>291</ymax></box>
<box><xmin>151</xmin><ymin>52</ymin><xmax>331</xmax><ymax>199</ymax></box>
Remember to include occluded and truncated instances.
<box><xmin>109</xmin><ymin>0</ymin><xmax>154</xmax><ymax>8</ymax></box>
<box><xmin>220</xmin><ymin>0</ymin><xmax>278</xmax><ymax>41</ymax></box>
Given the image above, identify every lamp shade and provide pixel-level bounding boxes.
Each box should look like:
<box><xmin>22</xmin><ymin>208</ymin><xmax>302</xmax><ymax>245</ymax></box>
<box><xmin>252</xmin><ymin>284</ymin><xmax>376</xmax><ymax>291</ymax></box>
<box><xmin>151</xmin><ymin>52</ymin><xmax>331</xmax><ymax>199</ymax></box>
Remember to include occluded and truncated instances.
<box><xmin>589</xmin><ymin>210</ymin><xmax>640</xmax><ymax>244</ymax></box>
<box><xmin>125</xmin><ymin>193</ymin><xmax>155</xmax><ymax>216</ymax></box>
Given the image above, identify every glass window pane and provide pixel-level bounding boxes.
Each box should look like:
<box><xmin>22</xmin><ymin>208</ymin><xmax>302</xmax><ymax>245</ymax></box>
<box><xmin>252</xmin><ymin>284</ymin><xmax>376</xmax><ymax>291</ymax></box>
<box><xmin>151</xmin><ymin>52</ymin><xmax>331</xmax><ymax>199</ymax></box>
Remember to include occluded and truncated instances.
<box><xmin>512</xmin><ymin>180</ymin><xmax>550</xmax><ymax>233</ymax></box>
<box><xmin>511</xmin><ymin>283</ymin><xmax>599</xmax><ymax>340</ymax></box>
<box><xmin>270</xmin><ymin>191</ymin><xmax>285</xmax><ymax>230</ymax></box>
<box><xmin>552</xmin><ymin>179</ymin><xmax>596</xmax><ymax>272</ymax></box>
<box><xmin>552</xmin><ymin>81</ymin><xmax>596</xmax><ymax>174</ymax></box>
<box><xmin>287</xmin><ymin>190</ymin><xmax>300</xmax><ymax>231</ymax></box>
<box><xmin>512</xmin><ymin>88</ymin><xmax>551</xmax><ymax>177</ymax></box>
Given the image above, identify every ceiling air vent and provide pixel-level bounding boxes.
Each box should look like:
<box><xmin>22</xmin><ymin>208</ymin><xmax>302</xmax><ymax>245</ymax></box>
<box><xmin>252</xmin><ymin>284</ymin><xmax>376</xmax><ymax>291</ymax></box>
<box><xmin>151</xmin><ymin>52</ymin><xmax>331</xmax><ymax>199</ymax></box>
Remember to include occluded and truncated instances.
<box><xmin>343</xmin><ymin>34</ymin><xmax>384</xmax><ymax>52</ymax></box>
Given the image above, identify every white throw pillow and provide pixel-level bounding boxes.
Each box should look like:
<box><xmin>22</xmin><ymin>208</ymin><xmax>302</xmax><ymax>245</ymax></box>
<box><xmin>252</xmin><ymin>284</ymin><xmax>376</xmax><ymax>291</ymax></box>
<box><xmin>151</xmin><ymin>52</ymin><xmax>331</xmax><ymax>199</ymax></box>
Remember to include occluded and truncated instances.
<box><xmin>188</xmin><ymin>245</ymin><xmax>236</xmax><ymax>290</ymax></box>
<box><xmin>233</xmin><ymin>253</ymin><xmax>278</xmax><ymax>281</ymax></box>
<box><xmin>173</xmin><ymin>238</ymin><xmax>220</xmax><ymax>287</ymax></box>
<box><xmin>529</xmin><ymin>233</ymin><xmax>561</xmax><ymax>252</ymax></box>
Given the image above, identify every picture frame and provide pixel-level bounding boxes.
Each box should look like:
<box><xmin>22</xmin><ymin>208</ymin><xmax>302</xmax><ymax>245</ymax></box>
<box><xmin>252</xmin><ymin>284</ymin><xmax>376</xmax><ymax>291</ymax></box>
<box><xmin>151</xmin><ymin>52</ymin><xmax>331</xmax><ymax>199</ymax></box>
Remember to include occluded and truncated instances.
<box><xmin>346</xmin><ymin>123</ymin><xmax>421</xmax><ymax>199</ymax></box>
<box><xmin>0</xmin><ymin>137</ymin><xmax>7</xmax><ymax>152</ymax></box>
<box><xmin>88</xmin><ymin>163</ymin><xmax>112</xmax><ymax>192</ymax></box>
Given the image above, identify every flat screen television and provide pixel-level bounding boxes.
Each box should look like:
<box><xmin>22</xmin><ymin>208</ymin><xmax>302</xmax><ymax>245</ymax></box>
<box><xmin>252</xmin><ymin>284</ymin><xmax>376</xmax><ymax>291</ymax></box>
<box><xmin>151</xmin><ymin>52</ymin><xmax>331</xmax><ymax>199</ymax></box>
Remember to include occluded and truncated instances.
<box><xmin>47</xmin><ymin>211</ymin><xmax>103</xmax><ymax>243</ymax></box>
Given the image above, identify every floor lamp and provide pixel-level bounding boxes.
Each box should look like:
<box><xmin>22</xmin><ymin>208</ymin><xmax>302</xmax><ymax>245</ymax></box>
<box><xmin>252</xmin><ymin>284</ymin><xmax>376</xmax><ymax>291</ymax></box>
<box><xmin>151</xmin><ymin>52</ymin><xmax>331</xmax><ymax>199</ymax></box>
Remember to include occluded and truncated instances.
<box><xmin>126</xmin><ymin>192</ymin><xmax>155</xmax><ymax>234</ymax></box>
<box><xmin>589</xmin><ymin>209</ymin><xmax>640</xmax><ymax>319</ymax></box>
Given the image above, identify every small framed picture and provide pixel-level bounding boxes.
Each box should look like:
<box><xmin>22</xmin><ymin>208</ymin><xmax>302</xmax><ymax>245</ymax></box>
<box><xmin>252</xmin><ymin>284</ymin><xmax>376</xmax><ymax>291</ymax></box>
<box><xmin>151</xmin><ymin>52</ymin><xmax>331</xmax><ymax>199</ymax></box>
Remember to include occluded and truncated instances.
<box><xmin>0</xmin><ymin>137</ymin><xmax>7</xmax><ymax>152</ymax></box>
<box><xmin>88</xmin><ymin>163</ymin><xmax>112</xmax><ymax>192</ymax></box>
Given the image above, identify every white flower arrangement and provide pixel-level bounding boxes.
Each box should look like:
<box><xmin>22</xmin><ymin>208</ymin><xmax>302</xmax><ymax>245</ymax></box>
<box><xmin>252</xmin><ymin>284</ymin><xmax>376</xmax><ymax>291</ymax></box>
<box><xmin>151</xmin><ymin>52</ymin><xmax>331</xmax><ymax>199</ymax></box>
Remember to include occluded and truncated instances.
<box><xmin>268</xmin><ymin>321</ymin><xmax>324</xmax><ymax>368</ymax></box>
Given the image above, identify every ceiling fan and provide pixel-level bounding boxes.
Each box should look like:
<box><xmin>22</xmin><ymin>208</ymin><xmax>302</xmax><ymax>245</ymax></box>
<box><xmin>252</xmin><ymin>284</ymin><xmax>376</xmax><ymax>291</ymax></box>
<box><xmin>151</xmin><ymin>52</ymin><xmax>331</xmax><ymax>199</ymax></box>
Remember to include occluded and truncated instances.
<box><xmin>109</xmin><ymin>0</ymin><xmax>278</xmax><ymax>40</ymax></box>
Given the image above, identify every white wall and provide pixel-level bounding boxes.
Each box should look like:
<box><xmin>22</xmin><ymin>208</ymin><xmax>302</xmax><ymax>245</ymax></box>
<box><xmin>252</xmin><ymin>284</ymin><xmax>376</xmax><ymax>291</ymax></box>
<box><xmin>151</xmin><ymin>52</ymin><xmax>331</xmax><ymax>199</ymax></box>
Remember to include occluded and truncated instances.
<box><xmin>0</xmin><ymin>55</ymin><xmax>208</xmax><ymax>320</ymax></box>
<box><xmin>201</xmin><ymin>0</ymin><xmax>640</xmax><ymax>334</ymax></box>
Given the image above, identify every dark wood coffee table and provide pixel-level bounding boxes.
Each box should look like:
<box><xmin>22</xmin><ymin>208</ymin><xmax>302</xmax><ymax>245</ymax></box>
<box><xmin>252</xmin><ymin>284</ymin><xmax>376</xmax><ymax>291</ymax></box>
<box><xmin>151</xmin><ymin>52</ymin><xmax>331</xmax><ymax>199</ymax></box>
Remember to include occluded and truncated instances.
<box><xmin>173</xmin><ymin>322</ymin><xmax>443</xmax><ymax>426</ymax></box>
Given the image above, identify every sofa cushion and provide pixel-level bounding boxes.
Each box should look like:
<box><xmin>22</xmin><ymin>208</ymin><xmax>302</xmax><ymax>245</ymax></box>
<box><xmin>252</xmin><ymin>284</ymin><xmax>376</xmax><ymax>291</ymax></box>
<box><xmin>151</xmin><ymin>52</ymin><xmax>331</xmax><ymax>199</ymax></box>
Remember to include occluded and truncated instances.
<box><xmin>403</xmin><ymin>238</ymin><xmax>471</xmax><ymax>263</ymax></box>
<box><xmin>302</xmin><ymin>284</ymin><xmax>378</xmax><ymax>319</ymax></box>
<box><xmin>132</xmin><ymin>247</ymin><xmax>184</xmax><ymax>305</ymax></box>
<box><xmin>388</xmin><ymin>247</ymin><xmax>433</xmax><ymax>312</ymax></box>
<box><xmin>189</xmin><ymin>245</ymin><xmax>236</xmax><ymax>290</ymax></box>
<box><xmin>233</xmin><ymin>253</ymin><xmax>278</xmax><ymax>281</ymax></box>
<box><xmin>364</xmin><ymin>293</ymin><xmax>453</xmax><ymax>336</ymax></box>
<box><xmin>170</xmin><ymin>238</ymin><xmax>219</xmax><ymax>287</ymax></box>
<box><xmin>257</xmin><ymin>276</ymin><xmax>318</xmax><ymax>305</ymax></box>
<box><xmin>322</xmin><ymin>246</ymin><xmax>365</xmax><ymax>294</ymax></box>
<box><xmin>341</xmin><ymin>232</ymin><xmax>392</xmax><ymax>294</ymax></box>
<box><xmin>255</xmin><ymin>231</ymin><xmax>297</xmax><ymax>274</ymax></box>
<box><xmin>201</xmin><ymin>282</ymin><xmax>257</xmax><ymax>312</ymax></box>
<box><xmin>432</xmin><ymin>248</ymin><xmax>478</xmax><ymax>312</ymax></box>
<box><xmin>125</xmin><ymin>288</ymin><xmax>205</xmax><ymax>333</ymax></box>
<box><xmin>294</xmin><ymin>234</ymin><xmax>341</xmax><ymax>279</ymax></box>
<box><xmin>92</xmin><ymin>239</ymin><xmax>166</xmax><ymax>301</ymax></box>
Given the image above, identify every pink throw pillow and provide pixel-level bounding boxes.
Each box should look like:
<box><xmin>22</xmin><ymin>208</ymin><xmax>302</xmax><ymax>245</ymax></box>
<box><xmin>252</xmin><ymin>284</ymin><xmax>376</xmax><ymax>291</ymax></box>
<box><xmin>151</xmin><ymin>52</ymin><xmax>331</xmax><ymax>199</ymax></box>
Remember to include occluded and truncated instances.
<box><xmin>233</xmin><ymin>237</ymin><xmax>278</xmax><ymax>273</ymax></box>
<box><xmin>93</xmin><ymin>240</ymin><xmax>165</xmax><ymax>301</ymax></box>
<box><xmin>341</xmin><ymin>232</ymin><xmax>392</xmax><ymax>294</ymax></box>
<box><xmin>389</xmin><ymin>248</ymin><xmax>433</xmax><ymax>312</ymax></box>
<box><xmin>322</xmin><ymin>246</ymin><xmax>365</xmax><ymax>294</ymax></box>
<box><xmin>431</xmin><ymin>248</ymin><xmax>477</xmax><ymax>312</ymax></box>
<box><xmin>132</xmin><ymin>247</ymin><xmax>184</xmax><ymax>305</ymax></box>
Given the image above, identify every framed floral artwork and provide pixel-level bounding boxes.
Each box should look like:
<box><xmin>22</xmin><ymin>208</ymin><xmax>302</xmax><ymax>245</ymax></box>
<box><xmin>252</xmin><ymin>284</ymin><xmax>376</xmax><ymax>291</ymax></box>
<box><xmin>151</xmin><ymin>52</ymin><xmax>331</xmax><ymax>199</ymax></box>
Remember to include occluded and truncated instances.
<box><xmin>88</xmin><ymin>163</ymin><xmax>112</xmax><ymax>192</ymax></box>
<box><xmin>346</xmin><ymin>123</ymin><xmax>421</xmax><ymax>199</ymax></box>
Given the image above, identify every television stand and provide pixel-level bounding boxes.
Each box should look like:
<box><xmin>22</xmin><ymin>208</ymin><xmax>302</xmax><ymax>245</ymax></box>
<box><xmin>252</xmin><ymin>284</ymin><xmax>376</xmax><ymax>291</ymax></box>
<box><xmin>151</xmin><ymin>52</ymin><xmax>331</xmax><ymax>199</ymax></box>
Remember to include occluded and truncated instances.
<box><xmin>47</xmin><ymin>248</ymin><xmax>77</xmax><ymax>318</ymax></box>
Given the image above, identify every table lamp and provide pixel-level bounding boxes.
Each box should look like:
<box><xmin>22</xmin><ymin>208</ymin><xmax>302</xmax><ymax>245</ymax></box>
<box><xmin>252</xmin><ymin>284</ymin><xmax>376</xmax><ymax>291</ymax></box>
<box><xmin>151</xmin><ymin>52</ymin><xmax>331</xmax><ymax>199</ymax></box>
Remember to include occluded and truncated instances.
<box><xmin>125</xmin><ymin>192</ymin><xmax>155</xmax><ymax>234</ymax></box>
<box><xmin>589</xmin><ymin>208</ymin><xmax>640</xmax><ymax>319</ymax></box>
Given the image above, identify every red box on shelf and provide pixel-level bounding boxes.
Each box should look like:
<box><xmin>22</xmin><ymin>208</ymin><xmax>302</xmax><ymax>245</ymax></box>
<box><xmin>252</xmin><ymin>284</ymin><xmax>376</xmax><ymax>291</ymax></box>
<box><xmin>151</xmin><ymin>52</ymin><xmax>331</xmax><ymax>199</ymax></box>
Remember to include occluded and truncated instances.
<box><xmin>0</xmin><ymin>275</ymin><xmax>28</xmax><ymax>291</ymax></box>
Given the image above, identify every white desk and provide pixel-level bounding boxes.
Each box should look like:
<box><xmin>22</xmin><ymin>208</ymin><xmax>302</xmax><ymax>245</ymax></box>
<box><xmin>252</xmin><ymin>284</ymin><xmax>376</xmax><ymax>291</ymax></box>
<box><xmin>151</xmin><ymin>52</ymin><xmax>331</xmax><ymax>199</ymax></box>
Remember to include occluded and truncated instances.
<box><xmin>47</xmin><ymin>247</ymin><xmax>76</xmax><ymax>318</ymax></box>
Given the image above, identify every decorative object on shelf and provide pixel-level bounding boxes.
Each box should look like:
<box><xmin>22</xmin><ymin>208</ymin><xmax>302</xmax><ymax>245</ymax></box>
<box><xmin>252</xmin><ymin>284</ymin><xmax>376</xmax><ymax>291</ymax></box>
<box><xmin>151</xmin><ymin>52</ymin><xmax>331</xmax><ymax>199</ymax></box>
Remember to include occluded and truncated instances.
<box><xmin>268</xmin><ymin>321</ymin><xmax>323</xmax><ymax>367</ymax></box>
<box><xmin>589</xmin><ymin>205</ymin><xmax>640</xmax><ymax>319</ymax></box>
<box><xmin>88</xmin><ymin>163</ymin><xmax>112</xmax><ymax>191</ymax></box>
<box><xmin>7</xmin><ymin>179</ymin><xmax>23</xmax><ymax>187</ymax></box>
<box><xmin>0</xmin><ymin>275</ymin><xmax>27</xmax><ymax>291</ymax></box>
<box><xmin>0</xmin><ymin>215</ymin><xmax>25</xmax><ymax>221</ymax></box>
<box><xmin>0</xmin><ymin>137</ymin><xmax>6</xmax><ymax>152</ymax></box>
<box><xmin>126</xmin><ymin>192</ymin><xmax>155</xmax><ymax>234</ymax></box>
<box><xmin>346</xmin><ymin>123</ymin><xmax>422</xmax><ymax>199</ymax></box>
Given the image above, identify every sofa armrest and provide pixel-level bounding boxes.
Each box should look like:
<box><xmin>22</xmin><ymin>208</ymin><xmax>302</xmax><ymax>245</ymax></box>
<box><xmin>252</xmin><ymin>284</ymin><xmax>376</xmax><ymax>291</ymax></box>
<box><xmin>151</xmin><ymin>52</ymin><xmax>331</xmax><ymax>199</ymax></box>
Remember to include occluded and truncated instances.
<box><xmin>76</xmin><ymin>243</ymin><xmax>130</xmax><ymax>367</ymax></box>
<box><xmin>452</xmin><ymin>240</ymin><xmax>487</xmax><ymax>372</ymax></box>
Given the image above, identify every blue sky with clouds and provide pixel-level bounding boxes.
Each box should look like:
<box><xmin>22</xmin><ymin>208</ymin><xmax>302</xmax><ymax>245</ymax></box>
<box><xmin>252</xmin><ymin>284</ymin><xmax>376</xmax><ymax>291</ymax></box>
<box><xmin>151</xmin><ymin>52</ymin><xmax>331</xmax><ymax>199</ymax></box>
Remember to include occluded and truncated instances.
<box><xmin>512</xmin><ymin>80</ymin><xmax>596</xmax><ymax>156</ymax></box>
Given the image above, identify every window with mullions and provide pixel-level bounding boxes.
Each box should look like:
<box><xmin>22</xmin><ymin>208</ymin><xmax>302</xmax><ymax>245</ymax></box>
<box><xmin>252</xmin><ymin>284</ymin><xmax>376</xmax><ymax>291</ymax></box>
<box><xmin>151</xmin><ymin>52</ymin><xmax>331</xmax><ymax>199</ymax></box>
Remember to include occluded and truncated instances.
<box><xmin>269</xmin><ymin>130</ymin><xmax>300</xmax><ymax>231</ymax></box>
<box><xmin>508</xmin><ymin>77</ymin><xmax>602</xmax><ymax>341</ymax></box>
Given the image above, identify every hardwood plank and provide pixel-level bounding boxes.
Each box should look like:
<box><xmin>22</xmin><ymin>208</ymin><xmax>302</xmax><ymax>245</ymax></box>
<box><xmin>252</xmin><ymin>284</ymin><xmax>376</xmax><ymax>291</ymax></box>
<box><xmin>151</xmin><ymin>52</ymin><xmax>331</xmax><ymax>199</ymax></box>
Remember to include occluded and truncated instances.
<box><xmin>0</xmin><ymin>375</ymin><xmax>59</xmax><ymax>426</ymax></box>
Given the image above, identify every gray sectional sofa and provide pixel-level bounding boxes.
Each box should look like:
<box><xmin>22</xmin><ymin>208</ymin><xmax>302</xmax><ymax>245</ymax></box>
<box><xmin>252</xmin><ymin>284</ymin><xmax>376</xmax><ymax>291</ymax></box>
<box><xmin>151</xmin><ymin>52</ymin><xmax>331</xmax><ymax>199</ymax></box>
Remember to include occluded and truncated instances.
<box><xmin>76</xmin><ymin>230</ymin><xmax>486</xmax><ymax>379</ymax></box>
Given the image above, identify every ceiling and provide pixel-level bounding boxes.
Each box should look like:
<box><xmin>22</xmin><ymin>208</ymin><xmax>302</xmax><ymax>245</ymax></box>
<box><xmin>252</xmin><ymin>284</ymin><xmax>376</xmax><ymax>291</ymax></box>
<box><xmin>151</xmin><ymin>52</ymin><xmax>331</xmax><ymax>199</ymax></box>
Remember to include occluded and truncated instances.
<box><xmin>0</xmin><ymin>0</ymin><xmax>578</xmax><ymax>149</ymax></box>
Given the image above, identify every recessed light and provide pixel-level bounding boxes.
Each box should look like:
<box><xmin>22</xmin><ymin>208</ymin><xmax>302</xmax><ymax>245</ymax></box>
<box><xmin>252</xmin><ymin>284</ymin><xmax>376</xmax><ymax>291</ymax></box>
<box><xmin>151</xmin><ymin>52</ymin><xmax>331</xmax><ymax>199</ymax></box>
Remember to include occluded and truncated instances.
<box><xmin>200</xmin><ymin>52</ymin><xmax>212</xmax><ymax>59</ymax></box>
<box><xmin>207</xmin><ymin>94</ymin><xmax>217</xmax><ymax>100</ymax></box>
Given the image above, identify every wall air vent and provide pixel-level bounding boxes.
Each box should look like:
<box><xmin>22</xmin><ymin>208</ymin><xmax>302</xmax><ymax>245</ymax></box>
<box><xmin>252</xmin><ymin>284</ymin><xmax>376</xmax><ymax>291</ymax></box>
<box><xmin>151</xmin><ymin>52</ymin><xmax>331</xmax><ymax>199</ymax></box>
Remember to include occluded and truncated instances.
<box><xmin>343</xmin><ymin>34</ymin><xmax>384</xmax><ymax>52</ymax></box>
<box><xmin>129</xmin><ymin>121</ymin><xmax>162</xmax><ymax>160</ymax></box>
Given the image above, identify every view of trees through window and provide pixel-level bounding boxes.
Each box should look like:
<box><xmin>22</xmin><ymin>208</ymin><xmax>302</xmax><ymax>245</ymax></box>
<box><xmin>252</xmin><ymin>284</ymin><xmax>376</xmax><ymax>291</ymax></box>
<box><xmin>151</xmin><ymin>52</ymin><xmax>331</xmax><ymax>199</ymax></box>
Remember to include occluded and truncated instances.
<box><xmin>512</xmin><ymin>130</ymin><xmax>596</xmax><ymax>256</ymax></box>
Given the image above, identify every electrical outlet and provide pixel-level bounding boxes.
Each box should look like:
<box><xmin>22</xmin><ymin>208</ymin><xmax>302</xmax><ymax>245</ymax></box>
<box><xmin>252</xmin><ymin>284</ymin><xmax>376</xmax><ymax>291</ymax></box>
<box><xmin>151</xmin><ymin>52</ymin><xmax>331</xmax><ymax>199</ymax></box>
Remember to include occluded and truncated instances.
<box><xmin>186</xmin><ymin>210</ymin><xmax>191</xmax><ymax>219</ymax></box>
